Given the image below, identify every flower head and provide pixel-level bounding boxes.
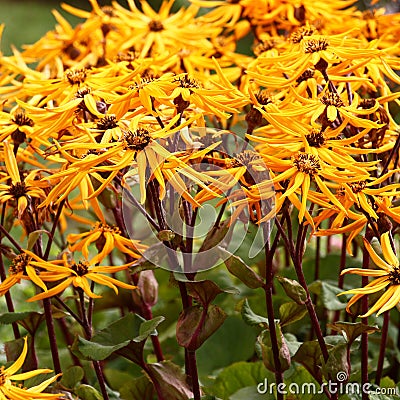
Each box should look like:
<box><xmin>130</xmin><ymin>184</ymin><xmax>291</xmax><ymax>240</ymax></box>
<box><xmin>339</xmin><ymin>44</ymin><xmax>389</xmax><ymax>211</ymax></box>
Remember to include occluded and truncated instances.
<box><xmin>340</xmin><ymin>232</ymin><xmax>400</xmax><ymax>317</ymax></box>
<box><xmin>0</xmin><ymin>337</ymin><xmax>62</xmax><ymax>399</ymax></box>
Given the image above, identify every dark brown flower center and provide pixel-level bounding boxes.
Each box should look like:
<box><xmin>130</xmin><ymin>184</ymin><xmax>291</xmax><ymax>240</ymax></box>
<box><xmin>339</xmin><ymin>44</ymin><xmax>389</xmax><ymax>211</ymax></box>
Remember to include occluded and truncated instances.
<box><xmin>175</xmin><ymin>75</ymin><xmax>201</xmax><ymax>89</ymax></box>
<box><xmin>12</xmin><ymin>112</ymin><xmax>34</xmax><ymax>127</ymax></box>
<box><xmin>304</xmin><ymin>38</ymin><xmax>329</xmax><ymax>53</ymax></box>
<box><xmin>306</xmin><ymin>129</ymin><xmax>326</xmax><ymax>147</ymax></box>
<box><xmin>255</xmin><ymin>90</ymin><xmax>272</xmax><ymax>106</ymax></box>
<box><xmin>388</xmin><ymin>267</ymin><xmax>400</xmax><ymax>285</ymax></box>
<box><xmin>66</xmin><ymin>68</ymin><xmax>87</xmax><ymax>85</ymax></box>
<box><xmin>290</xmin><ymin>24</ymin><xmax>317</xmax><ymax>43</ymax></box>
<box><xmin>9</xmin><ymin>253</ymin><xmax>31</xmax><ymax>275</ymax></box>
<box><xmin>253</xmin><ymin>39</ymin><xmax>276</xmax><ymax>56</ymax></box>
<box><xmin>148</xmin><ymin>20</ymin><xmax>164</xmax><ymax>32</ymax></box>
<box><xmin>75</xmin><ymin>87</ymin><xmax>91</xmax><ymax>98</ymax></box>
<box><xmin>95</xmin><ymin>221</ymin><xmax>121</xmax><ymax>234</ymax></box>
<box><xmin>359</xmin><ymin>98</ymin><xmax>377</xmax><ymax>109</ymax></box>
<box><xmin>123</xmin><ymin>128</ymin><xmax>151</xmax><ymax>151</ymax></box>
<box><xmin>114</xmin><ymin>51</ymin><xmax>138</xmax><ymax>63</ymax></box>
<box><xmin>71</xmin><ymin>261</ymin><xmax>90</xmax><ymax>276</ymax></box>
<box><xmin>321</xmin><ymin>92</ymin><xmax>344</xmax><ymax>107</ymax></box>
<box><xmin>229</xmin><ymin>150</ymin><xmax>261</xmax><ymax>168</ymax></box>
<box><xmin>8</xmin><ymin>182</ymin><xmax>27</xmax><ymax>199</ymax></box>
<box><xmin>348</xmin><ymin>181</ymin><xmax>367</xmax><ymax>193</ymax></box>
<box><xmin>292</xmin><ymin>152</ymin><xmax>321</xmax><ymax>175</ymax></box>
<box><xmin>96</xmin><ymin>115</ymin><xmax>118</xmax><ymax>130</ymax></box>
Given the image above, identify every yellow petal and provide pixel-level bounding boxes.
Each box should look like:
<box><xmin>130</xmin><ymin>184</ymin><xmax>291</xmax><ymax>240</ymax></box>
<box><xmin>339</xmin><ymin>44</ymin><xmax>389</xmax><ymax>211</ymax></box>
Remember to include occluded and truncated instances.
<box><xmin>381</xmin><ymin>232</ymin><xmax>399</xmax><ymax>268</ymax></box>
<box><xmin>363</xmin><ymin>238</ymin><xmax>392</xmax><ymax>271</ymax></box>
<box><xmin>5</xmin><ymin>336</ymin><xmax>28</xmax><ymax>375</ymax></box>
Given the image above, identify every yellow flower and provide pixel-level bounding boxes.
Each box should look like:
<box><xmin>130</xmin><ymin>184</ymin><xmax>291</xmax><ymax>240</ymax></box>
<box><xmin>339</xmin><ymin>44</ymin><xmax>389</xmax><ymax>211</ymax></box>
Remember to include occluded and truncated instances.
<box><xmin>24</xmin><ymin>251</ymin><xmax>137</xmax><ymax>302</ymax></box>
<box><xmin>67</xmin><ymin>221</ymin><xmax>147</xmax><ymax>264</ymax></box>
<box><xmin>340</xmin><ymin>232</ymin><xmax>400</xmax><ymax>317</ymax></box>
<box><xmin>0</xmin><ymin>253</ymin><xmax>47</xmax><ymax>296</ymax></box>
<box><xmin>0</xmin><ymin>109</ymin><xmax>35</xmax><ymax>145</ymax></box>
<box><xmin>0</xmin><ymin>142</ymin><xmax>46</xmax><ymax>218</ymax></box>
<box><xmin>0</xmin><ymin>336</ymin><xmax>62</xmax><ymax>399</ymax></box>
<box><xmin>113</xmin><ymin>0</ymin><xmax>217</xmax><ymax>59</ymax></box>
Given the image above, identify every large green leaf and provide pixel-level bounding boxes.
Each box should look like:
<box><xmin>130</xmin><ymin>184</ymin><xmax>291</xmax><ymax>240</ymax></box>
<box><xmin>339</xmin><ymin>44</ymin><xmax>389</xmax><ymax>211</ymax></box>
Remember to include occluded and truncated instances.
<box><xmin>146</xmin><ymin>361</ymin><xmax>194</xmax><ymax>400</ymax></box>
<box><xmin>219</xmin><ymin>248</ymin><xmax>264</xmax><ymax>289</ymax></box>
<box><xmin>322</xmin><ymin>343</ymin><xmax>350</xmax><ymax>382</ymax></box>
<box><xmin>75</xmin><ymin>385</ymin><xmax>103</xmax><ymax>400</ymax></box>
<box><xmin>176</xmin><ymin>304</ymin><xmax>226</xmax><ymax>350</ymax></box>
<box><xmin>78</xmin><ymin>336</ymin><xmax>130</xmax><ymax>361</ymax></box>
<box><xmin>60</xmin><ymin>366</ymin><xmax>85</xmax><ymax>390</ymax></box>
<box><xmin>0</xmin><ymin>312</ymin><xmax>45</xmax><ymax>336</ymax></box>
<box><xmin>279</xmin><ymin>302</ymin><xmax>307</xmax><ymax>327</ymax></box>
<box><xmin>185</xmin><ymin>280</ymin><xmax>236</xmax><ymax>308</ymax></box>
<box><xmin>204</xmin><ymin>361</ymin><xmax>274</xmax><ymax>399</ymax></box>
<box><xmin>327</xmin><ymin>322</ymin><xmax>380</xmax><ymax>346</ymax></box>
<box><xmin>196</xmin><ymin>315</ymin><xmax>258</xmax><ymax>378</ymax></box>
<box><xmin>77</xmin><ymin>313</ymin><xmax>164</xmax><ymax>363</ymax></box>
<box><xmin>308</xmin><ymin>280</ymin><xmax>348</xmax><ymax>311</ymax></box>
<box><xmin>119</xmin><ymin>375</ymin><xmax>155</xmax><ymax>400</ymax></box>
<box><xmin>293</xmin><ymin>341</ymin><xmax>326</xmax><ymax>382</ymax></box>
<box><xmin>276</xmin><ymin>276</ymin><xmax>307</xmax><ymax>305</ymax></box>
<box><xmin>240</xmin><ymin>298</ymin><xmax>269</xmax><ymax>329</ymax></box>
<box><xmin>257</xmin><ymin>326</ymin><xmax>291</xmax><ymax>373</ymax></box>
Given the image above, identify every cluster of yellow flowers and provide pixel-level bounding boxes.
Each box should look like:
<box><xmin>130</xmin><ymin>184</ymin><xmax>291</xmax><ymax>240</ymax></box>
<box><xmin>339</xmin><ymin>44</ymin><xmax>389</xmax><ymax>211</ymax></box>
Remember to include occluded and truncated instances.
<box><xmin>0</xmin><ymin>0</ymin><xmax>400</xmax><ymax>396</ymax></box>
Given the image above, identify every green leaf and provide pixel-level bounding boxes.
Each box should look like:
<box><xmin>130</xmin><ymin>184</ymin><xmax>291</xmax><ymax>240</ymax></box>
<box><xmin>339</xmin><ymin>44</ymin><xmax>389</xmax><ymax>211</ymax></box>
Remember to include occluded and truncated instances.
<box><xmin>276</xmin><ymin>276</ymin><xmax>307</xmax><ymax>305</ymax></box>
<box><xmin>136</xmin><ymin>316</ymin><xmax>165</xmax><ymax>342</ymax></box>
<box><xmin>322</xmin><ymin>343</ymin><xmax>350</xmax><ymax>382</ymax></box>
<box><xmin>327</xmin><ymin>322</ymin><xmax>380</xmax><ymax>346</ymax></box>
<box><xmin>230</xmin><ymin>386</ymin><xmax>275</xmax><ymax>400</ymax></box>
<box><xmin>146</xmin><ymin>361</ymin><xmax>194</xmax><ymax>400</ymax></box>
<box><xmin>284</xmin><ymin>364</ymin><xmax>322</xmax><ymax>400</ymax></box>
<box><xmin>196</xmin><ymin>315</ymin><xmax>258</xmax><ymax>378</ymax></box>
<box><xmin>27</xmin><ymin>230</ymin><xmax>50</xmax><ymax>251</ymax></box>
<box><xmin>257</xmin><ymin>326</ymin><xmax>291</xmax><ymax>373</ymax></box>
<box><xmin>77</xmin><ymin>314</ymin><xmax>164</xmax><ymax>362</ymax></box>
<box><xmin>185</xmin><ymin>280</ymin><xmax>229</xmax><ymax>308</ymax></box>
<box><xmin>0</xmin><ymin>312</ymin><xmax>45</xmax><ymax>336</ymax></box>
<box><xmin>196</xmin><ymin>314</ymin><xmax>257</xmax><ymax>381</ymax></box>
<box><xmin>0</xmin><ymin>312</ymin><xmax>35</xmax><ymax>325</ymax></box>
<box><xmin>309</xmin><ymin>280</ymin><xmax>348</xmax><ymax>311</ymax></box>
<box><xmin>78</xmin><ymin>336</ymin><xmax>130</xmax><ymax>361</ymax></box>
<box><xmin>205</xmin><ymin>361</ymin><xmax>274</xmax><ymax>399</ymax></box>
<box><xmin>293</xmin><ymin>341</ymin><xmax>326</xmax><ymax>382</ymax></box>
<box><xmin>219</xmin><ymin>248</ymin><xmax>264</xmax><ymax>289</ymax></box>
<box><xmin>240</xmin><ymin>298</ymin><xmax>269</xmax><ymax>329</ymax></box>
<box><xmin>119</xmin><ymin>375</ymin><xmax>154</xmax><ymax>400</ymax></box>
<box><xmin>284</xmin><ymin>333</ymin><xmax>302</xmax><ymax>357</ymax></box>
<box><xmin>279</xmin><ymin>302</ymin><xmax>307</xmax><ymax>327</ymax></box>
<box><xmin>176</xmin><ymin>304</ymin><xmax>227</xmax><ymax>350</ymax></box>
<box><xmin>60</xmin><ymin>366</ymin><xmax>85</xmax><ymax>389</ymax></box>
<box><xmin>75</xmin><ymin>384</ymin><xmax>103</xmax><ymax>400</ymax></box>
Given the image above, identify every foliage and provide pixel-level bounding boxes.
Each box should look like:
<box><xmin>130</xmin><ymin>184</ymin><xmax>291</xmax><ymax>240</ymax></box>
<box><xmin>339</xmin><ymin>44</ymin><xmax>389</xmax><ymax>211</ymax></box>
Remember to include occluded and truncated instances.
<box><xmin>0</xmin><ymin>0</ymin><xmax>400</xmax><ymax>399</ymax></box>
